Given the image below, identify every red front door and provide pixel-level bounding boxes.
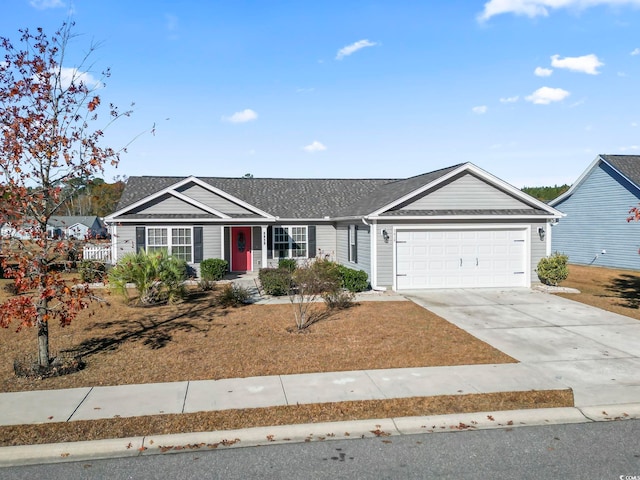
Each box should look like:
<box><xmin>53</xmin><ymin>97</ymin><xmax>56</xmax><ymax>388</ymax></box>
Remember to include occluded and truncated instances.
<box><xmin>231</xmin><ymin>227</ymin><xmax>252</xmax><ymax>271</ymax></box>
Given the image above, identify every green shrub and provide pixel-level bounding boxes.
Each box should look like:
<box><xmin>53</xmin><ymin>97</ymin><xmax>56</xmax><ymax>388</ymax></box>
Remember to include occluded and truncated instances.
<box><xmin>337</xmin><ymin>265</ymin><xmax>369</xmax><ymax>292</ymax></box>
<box><xmin>278</xmin><ymin>258</ymin><xmax>298</xmax><ymax>272</ymax></box>
<box><xmin>108</xmin><ymin>249</ymin><xmax>188</xmax><ymax>305</ymax></box>
<box><xmin>537</xmin><ymin>252</ymin><xmax>569</xmax><ymax>286</ymax></box>
<box><xmin>79</xmin><ymin>260</ymin><xmax>108</xmax><ymax>283</ymax></box>
<box><xmin>200</xmin><ymin>258</ymin><xmax>228</xmax><ymax>281</ymax></box>
<box><xmin>218</xmin><ymin>283</ymin><xmax>252</xmax><ymax>307</ymax></box>
<box><xmin>258</xmin><ymin>268</ymin><xmax>293</xmax><ymax>296</ymax></box>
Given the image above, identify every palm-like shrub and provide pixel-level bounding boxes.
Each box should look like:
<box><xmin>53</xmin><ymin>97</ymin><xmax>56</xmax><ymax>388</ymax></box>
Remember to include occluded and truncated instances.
<box><xmin>108</xmin><ymin>249</ymin><xmax>187</xmax><ymax>305</ymax></box>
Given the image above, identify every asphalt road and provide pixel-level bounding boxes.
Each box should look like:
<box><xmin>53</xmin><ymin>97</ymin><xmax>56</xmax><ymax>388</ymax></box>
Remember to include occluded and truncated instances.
<box><xmin>3</xmin><ymin>420</ymin><xmax>640</xmax><ymax>479</ymax></box>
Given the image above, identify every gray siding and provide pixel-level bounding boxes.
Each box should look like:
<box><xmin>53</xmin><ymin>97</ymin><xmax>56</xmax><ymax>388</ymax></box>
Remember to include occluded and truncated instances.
<box><xmin>335</xmin><ymin>223</ymin><xmax>348</xmax><ymax>265</ymax></box>
<box><xmin>399</xmin><ymin>173</ymin><xmax>528</xmax><ymax>210</ymax></box>
<box><xmin>334</xmin><ymin>222</ymin><xmax>370</xmax><ymax>277</ymax></box>
<box><xmin>135</xmin><ymin>194</ymin><xmax>213</xmax><ymax>215</ymax></box>
<box><xmin>530</xmin><ymin>222</ymin><xmax>547</xmax><ymax>284</ymax></box>
<box><xmin>113</xmin><ymin>225</ymin><xmax>137</xmax><ymax>262</ymax></box>
<box><xmin>177</xmin><ymin>183</ymin><xmax>255</xmax><ymax>215</ymax></box>
<box><xmin>375</xmin><ymin>223</ymin><xmax>394</xmax><ymax>287</ymax></box>
<box><xmin>356</xmin><ymin>225</ymin><xmax>371</xmax><ymax>276</ymax></box>
<box><xmin>202</xmin><ymin>225</ymin><xmax>222</xmax><ymax>262</ymax></box>
<box><xmin>552</xmin><ymin>163</ymin><xmax>640</xmax><ymax>269</ymax></box>
<box><xmin>315</xmin><ymin>224</ymin><xmax>337</xmax><ymax>259</ymax></box>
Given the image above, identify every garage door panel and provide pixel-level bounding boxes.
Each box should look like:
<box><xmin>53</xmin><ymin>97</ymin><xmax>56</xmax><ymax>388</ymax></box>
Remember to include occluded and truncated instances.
<box><xmin>396</xmin><ymin>228</ymin><xmax>527</xmax><ymax>290</ymax></box>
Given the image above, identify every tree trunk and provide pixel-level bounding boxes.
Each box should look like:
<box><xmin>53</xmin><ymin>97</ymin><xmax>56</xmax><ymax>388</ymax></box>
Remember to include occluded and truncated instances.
<box><xmin>37</xmin><ymin>298</ymin><xmax>50</xmax><ymax>368</ymax></box>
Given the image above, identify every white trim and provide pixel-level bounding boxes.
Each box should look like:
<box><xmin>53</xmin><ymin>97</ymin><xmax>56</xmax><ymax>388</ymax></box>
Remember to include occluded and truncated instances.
<box><xmin>146</xmin><ymin>225</ymin><xmax>195</xmax><ymax>264</ymax></box>
<box><xmin>370</xmin><ymin>219</ymin><xmax>378</xmax><ymax>289</ymax></box>
<box><xmin>106</xmin><ymin>176</ymin><xmax>276</xmax><ymax>221</ymax></box>
<box><xmin>111</xmin><ymin>224</ymin><xmax>118</xmax><ymax>263</ymax></box>
<box><xmin>367</xmin><ymin>214</ymin><xmax>558</xmax><ymax>221</ymax></box>
<box><xmin>550</xmin><ymin>155</ymin><xmax>640</xmax><ymax>207</ymax></box>
<box><xmin>391</xmin><ymin>224</ymin><xmax>532</xmax><ymax>291</ymax></box>
<box><xmin>545</xmin><ymin>221</ymin><xmax>552</xmax><ymax>256</ymax></box>
<box><xmin>261</xmin><ymin>225</ymin><xmax>268</xmax><ymax>269</ymax></box>
<box><xmin>220</xmin><ymin>225</ymin><xmax>225</xmax><ymax>260</ymax></box>
<box><xmin>272</xmin><ymin>225</ymin><xmax>309</xmax><ymax>259</ymax></box>
<box><xmin>169</xmin><ymin>190</ymin><xmax>231</xmax><ymax>219</ymax></box>
<box><xmin>370</xmin><ymin>163</ymin><xmax>563</xmax><ymax>218</ymax></box>
<box><xmin>110</xmin><ymin>217</ymin><xmax>270</xmax><ymax>224</ymax></box>
<box><xmin>549</xmin><ymin>155</ymin><xmax>601</xmax><ymax>206</ymax></box>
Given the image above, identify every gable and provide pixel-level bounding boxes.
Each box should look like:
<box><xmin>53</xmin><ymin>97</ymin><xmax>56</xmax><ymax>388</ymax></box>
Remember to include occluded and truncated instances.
<box><xmin>130</xmin><ymin>193</ymin><xmax>224</xmax><ymax>216</ymax></box>
<box><xmin>175</xmin><ymin>183</ymin><xmax>256</xmax><ymax>216</ymax></box>
<box><xmin>554</xmin><ymin>162</ymin><xmax>640</xmax><ymax>212</ymax></box>
<box><xmin>392</xmin><ymin>172</ymin><xmax>532</xmax><ymax>211</ymax></box>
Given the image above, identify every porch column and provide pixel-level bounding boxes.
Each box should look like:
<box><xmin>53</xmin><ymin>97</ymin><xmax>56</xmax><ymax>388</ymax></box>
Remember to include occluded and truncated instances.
<box><xmin>261</xmin><ymin>225</ymin><xmax>268</xmax><ymax>269</ymax></box>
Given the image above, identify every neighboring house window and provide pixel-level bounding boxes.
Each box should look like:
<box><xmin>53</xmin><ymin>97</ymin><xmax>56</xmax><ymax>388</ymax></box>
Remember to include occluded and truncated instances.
<box><xmin>348</xmin><ymin>224</ymin><xmax>357</xmax><ymax>263</ymax></box>
<box><xmin>273</xmin><ymin>226</ymin><xmax>307</xmax><ymax>258</ymax></box>
<box><xmin>147</xmin><ymin>227</ymin><xmax>193</xmax><ymax>262</ymax></box>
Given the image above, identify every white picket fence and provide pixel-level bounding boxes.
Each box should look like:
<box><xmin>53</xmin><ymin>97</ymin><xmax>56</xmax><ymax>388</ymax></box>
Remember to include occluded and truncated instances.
<box><xmin>82</xmin><ymin>244</ymin><xmax>112</xmax><ymax>263</ymax></box>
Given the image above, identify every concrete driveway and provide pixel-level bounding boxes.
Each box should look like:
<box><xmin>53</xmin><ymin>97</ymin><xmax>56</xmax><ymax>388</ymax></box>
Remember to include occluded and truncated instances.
<box><xmin>403</xmin><ymin>288</ymin><xmax>640</xmax><ymax>407</ymax></box>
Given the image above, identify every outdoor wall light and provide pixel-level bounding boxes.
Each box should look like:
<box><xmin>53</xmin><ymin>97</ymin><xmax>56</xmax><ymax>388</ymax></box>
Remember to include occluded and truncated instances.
<box><xmin>537</xmin><ymin>227</ymin><xmax>545</xmax><ymax>241</ymax></box>
<box><xmin>382</xmin><ymin>229</ymin><xmax>390</xmax><ymax>243</ymax></box>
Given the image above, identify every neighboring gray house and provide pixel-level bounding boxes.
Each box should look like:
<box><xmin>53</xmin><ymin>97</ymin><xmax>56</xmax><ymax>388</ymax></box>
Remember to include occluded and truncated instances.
<box><xmin>47</xmin><ymin>216</ymin><xmax>107</xmax><ymax>239</ymax></box>
<box><xmin>105</xmin><ymin>162</ymin><xmax>563</xmax><ymax>291</ymax></box>
<box><xmin>550</xmin><ymin>154</ymin><xmax>640</xmax><ymax>269</ymax></box>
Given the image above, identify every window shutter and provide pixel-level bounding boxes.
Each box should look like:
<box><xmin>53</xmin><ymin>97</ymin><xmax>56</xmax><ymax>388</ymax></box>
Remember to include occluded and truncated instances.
<box><xmin>193</xmin><ymin>226</ymin><xmax>203</xmax><ymax>263</ymax></box>
<box><xmin>308</xmin><ymin>225</ymin><xmax>316</xmax><ymax>258</ymax></box>
<box><xmin>267</xmin><ymin>226</ymin><xmax>273</xmax><ymax>259</ymax></box>
<box><xmin>353</xmin><ymin>225</ymin><xmax>358</xmax><ymax>263</ymax></box>
<box><xmin>136</xmin><ymin>227</ymin><xmax>146</xmax><ymax>253</ymax></box>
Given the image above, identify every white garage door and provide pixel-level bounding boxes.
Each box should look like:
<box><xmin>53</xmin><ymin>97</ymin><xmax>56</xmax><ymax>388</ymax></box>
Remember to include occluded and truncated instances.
<box><xmin>395</xmin><ymin>229</ymin><xmax>527</xmax><ymax>290</ymax></box>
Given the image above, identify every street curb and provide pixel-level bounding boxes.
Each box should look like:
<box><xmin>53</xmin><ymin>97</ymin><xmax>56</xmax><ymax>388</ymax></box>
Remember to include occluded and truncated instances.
<box><xmin>2</xmin><ymin>405</ymin><xmax>639</xmax><ymax>467</ymax></box>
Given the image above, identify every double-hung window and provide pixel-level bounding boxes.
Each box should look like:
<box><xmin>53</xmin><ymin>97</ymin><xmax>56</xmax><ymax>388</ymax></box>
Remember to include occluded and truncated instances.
<box><xmin>273</xmin><ymin>226</ymin><xmax>307</xmax><ymax>258</ymax></box>
<box><xmin>147</xmin><ymin>227</ymin><xmax>193</xmax><ymax>262</ymax></box>
<box><xmin>348</xmin><ymin>224</ymin><xmax>357</xmax><ymax>263</ymax></box>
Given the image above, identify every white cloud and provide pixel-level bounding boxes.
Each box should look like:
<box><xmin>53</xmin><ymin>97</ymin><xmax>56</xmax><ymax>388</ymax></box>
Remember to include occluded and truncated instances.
<box><xmin>223</xmin><ymin>109</ymin><xmax>258</xmax><ymax>123</ymax></box>
<box><xmin>29</xmin><ymin>0</ymin><xmax>64</xmax><ymax>8</ymax></box>
<box><xmin>59</xmin><ymin>67</ymin><xmax>102</xmax><ymax>90</ymax></box>
<box><xmin>551</xmin><ymin>54</ymin><xmax>604</xmax><ymax>75</ymax></box>
<box><xmin>472</xmin><ymin>105</ymin><xmax>488</xmax><ymax>114</ymax></box>
<box><xmin>500</xmin><ymin>95</ymin><xmax>519</xmax><ymax>103</ymax></box>
<box><xmin>33</xmin><ymin>67</ymin><xmax>102</xmax><ymax>90</ymax></box>
<box><xmin>632</xmin><ymin>122</ymin><xmax>638</xmax><ymax>127</ymax></box>
<box><xmin>478</xmin><ymin>0</ymin><xmax>640</xmax><ymax>22</ymax></box>
<box><xmin>619</xmin><ymin>145</ymin><xmax>640</xmax><ymax>151</ymax></box>
<box><xmin>303</xmin><ymin>141</ymin><xmax>327</xmax><ymax>152</ymax></box>
<box><xmin>525</xmin><ymin>86</ymin><xmax>570</xmax><ymax>104</ymax></box>
<box><xmin>632</xmin><ymin>48</ymin><xmax>640</xmax><ymax>56</ymax></box>
<box><xmin>336</xmin><ymin>40</ymin><xmax>378</xmax><ymax>60</ymax></box>
<box><xmin>534</xmin><ymin>66</ymin><xmax>553</xmax><ymax>77</ymax></box>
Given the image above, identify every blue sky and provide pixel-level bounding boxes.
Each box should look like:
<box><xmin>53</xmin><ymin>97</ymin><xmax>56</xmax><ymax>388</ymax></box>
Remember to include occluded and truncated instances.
<box><xmin>4</xmin><ymin>0</ymin><xmax>640</xmax><ymax>187</ymax></box>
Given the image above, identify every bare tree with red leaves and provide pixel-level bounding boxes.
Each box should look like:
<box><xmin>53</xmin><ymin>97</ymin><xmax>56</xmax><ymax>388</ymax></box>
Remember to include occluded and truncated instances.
<box><xmin>0</xmin><ymin>23</ymin><xmax>131</xmax><ymax>369</ymax></box>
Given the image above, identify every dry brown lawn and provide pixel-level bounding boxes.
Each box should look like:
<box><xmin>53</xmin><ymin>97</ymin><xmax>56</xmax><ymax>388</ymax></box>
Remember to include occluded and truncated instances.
<box><xmin>557</xmin><ymin>264</ymin><xmax>640</xmax><ymax>320</ymax></box>
<box><xmin>0</xmin><ymin>278</ymin><xmax>574</xmax><ymax>447</ymax></box>
<box><xmin>0</xmin><ymin>283</ymin><xmax>514</xmax><ymax>393</ymax></box>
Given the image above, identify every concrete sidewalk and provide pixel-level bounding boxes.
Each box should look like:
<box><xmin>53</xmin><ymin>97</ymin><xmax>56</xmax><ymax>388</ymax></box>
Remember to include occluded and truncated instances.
<box><xmin>0</xmin><ymin>363</ymin><xmax>568</xmax><ymax>427</ymax></box>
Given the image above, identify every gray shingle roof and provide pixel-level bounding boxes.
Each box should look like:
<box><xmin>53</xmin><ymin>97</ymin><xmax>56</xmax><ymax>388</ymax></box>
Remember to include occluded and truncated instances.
<box><xmin>114</xmin><ymin>163</ymin><xmax>544</xmax><ymax>219</ymax></box>
<box><xmin>601</xmin><ymin>155</ymin><xmax>640</xmax><ymax>187</ymax></box>
<box><xmin>117</xmin><ymin>176</ymin><xmax>399</xmax><ymax>219</ymax></box>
